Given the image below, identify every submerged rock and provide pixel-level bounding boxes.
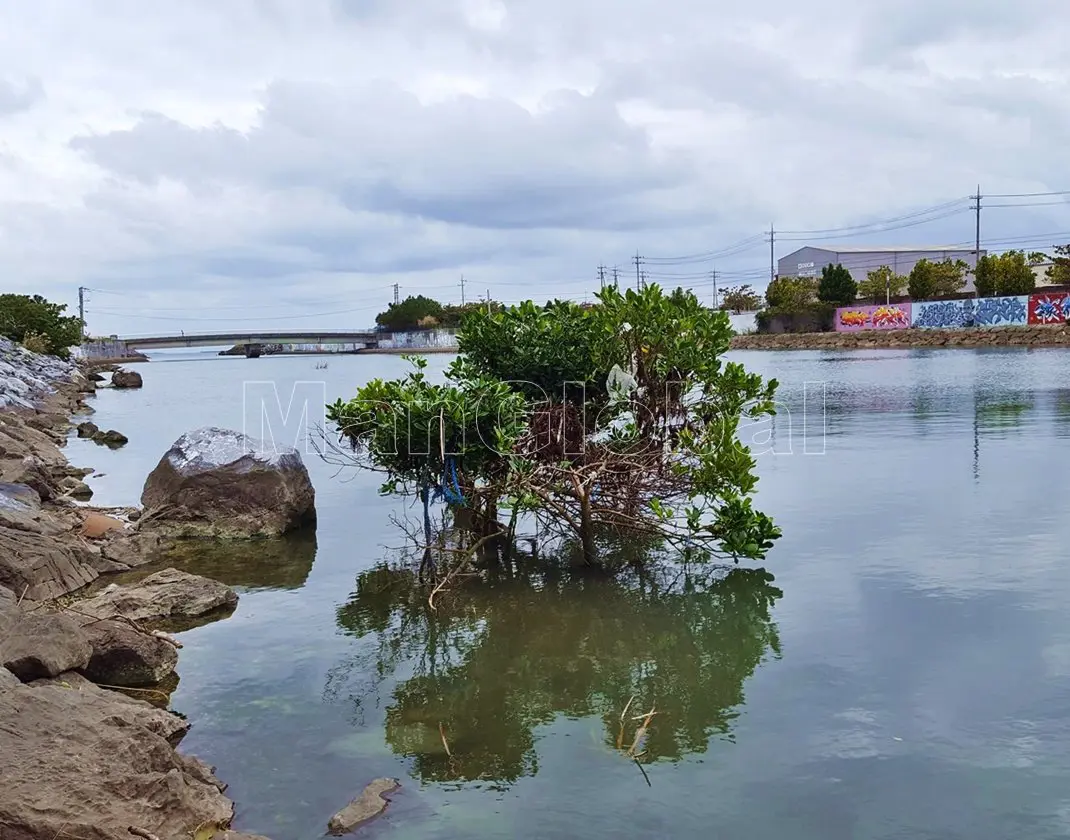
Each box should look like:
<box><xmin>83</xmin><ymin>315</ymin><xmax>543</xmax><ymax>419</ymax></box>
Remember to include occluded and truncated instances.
<box><xmin>110</xmin><ymin>368</ymin><xmax>143</xmax><ymax>388</ymax></box>
<box><xmin>141</xmin><ymin>427</ymin><xmax>316</xmax><ymax>537</ymax></box>
<box><xmin>94</xmin><ymin>428</ymin><xmax>128</xmax><ymax>446</ymax></box>
<box><xmin>327</xmin><ymin>778</ymin><xmax>400</xmax><ymax>835</ymax></box>
<box><xmin>0</xmin><ymin>675</ymin><xmax>234</xmax><ymax>839</ymax></box>
<box><xmin>75</xmin><ymin>567</ymin><xmax>239</xmax><ymax>626</ymax></box>
<box><xmin>0</xmin><ymin>612</ymin><xmax>92</xmax><ymax>681</ymax></box>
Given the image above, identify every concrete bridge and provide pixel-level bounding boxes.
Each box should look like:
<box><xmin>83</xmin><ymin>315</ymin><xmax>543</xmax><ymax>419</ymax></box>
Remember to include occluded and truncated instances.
<box><xmin>85</xmin><ymin>329</ymin><xmax>379</xmax><ymax>359</ymax></box>
<box><xmin>81</xmin><ymin>328</ymin><xmax>459</xmax><ymax>360</ymax></box>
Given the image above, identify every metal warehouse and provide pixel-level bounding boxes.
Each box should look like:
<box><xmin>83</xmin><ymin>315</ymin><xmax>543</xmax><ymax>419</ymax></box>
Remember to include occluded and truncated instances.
<box><xmin>778</xmin><ymin>246</ymin><xmax>987</xmax><ymax>292</ymax></box>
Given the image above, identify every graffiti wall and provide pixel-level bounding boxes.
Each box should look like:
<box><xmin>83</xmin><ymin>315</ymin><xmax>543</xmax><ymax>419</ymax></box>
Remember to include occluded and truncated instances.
<box><xmin>836</xmin><ymin>293</ymin><xmax>1070</xmax><ymax>330</ymax></box>
<box><xmin>912</xmin><ymin>300</ymin><xmax>970</xmax><ymax>329</ymax></box>
<box><xmin>1028</xmin><ymin>292</ymin><xmax>1070</xmax><ymax>325</ymax></box>
<box><xmin>835</xmin><ymin>304</ymin><xmax>912</xmax><ymax>331</ymax></box>
<box><xmin>911</xmin><ymin>296</ymin><xmax>1029</xmax><ymax>329</ymax></box>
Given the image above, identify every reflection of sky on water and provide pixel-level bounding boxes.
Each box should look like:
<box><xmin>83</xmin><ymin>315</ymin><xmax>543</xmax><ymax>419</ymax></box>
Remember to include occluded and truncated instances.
<box><xmin>71</xmin><ymin>347</ymin><xmax>1070</xmax><ymax>840</ymax></box>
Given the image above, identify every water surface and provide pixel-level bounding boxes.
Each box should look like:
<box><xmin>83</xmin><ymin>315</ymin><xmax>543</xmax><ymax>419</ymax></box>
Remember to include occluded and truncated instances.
<box><xmin>69</xmin><ymin>347</ymin><xmax>1070</xmax><ymax>839</ymax></box>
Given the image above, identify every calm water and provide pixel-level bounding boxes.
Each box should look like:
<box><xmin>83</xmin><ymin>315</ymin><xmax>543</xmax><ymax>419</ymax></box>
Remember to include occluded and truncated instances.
<box><xmin>67</xmin><ymin>347</ymin><xmax>1070</xmax><ymax>840</ymax></box>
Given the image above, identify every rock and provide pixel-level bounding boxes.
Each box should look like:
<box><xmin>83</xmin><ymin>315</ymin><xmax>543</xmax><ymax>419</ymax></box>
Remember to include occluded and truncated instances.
<box><xmin>128</xmin><ymin>508</ymin><xmax>142</xmax><ymax>522</ymax></box>
<box><xmin>0</xmin><ymin>665</ymin><xmax>19</xmax><ymax>692</ymax></box>
<box><xmin>89</xmin><ymin>371</ymin><xmax>105</xmax><ymax>382</ymax></box>
<box><xmin>141</xmin><ymin>427</ymin><xmax>316</xmax><ymax>537</ymax></box>
<box><xmin>327</xmin><ymin>778</ymin><xmax>400</xmax><ymax>835</ymax></box>
<box><xmin>0</xmin><ymin>482</ymin><xmax>51</xmax><ymax>534</ymax></box>
<box><xmin>0</xmin><ymin>676</ymin><xmax>233</xmax><ymax>839</ymax></box>
<box><xmin>81</xmin><ymin>511</ymin><xmax>125</xmax><ymax>538</ymax></box>
<box><xmin>110</xmin><ymin>368</ymin><xmax>143</xmax><ymax>388</ymax></box>
<box><xmin>0</xmin><ymin>481</ymin><xmax>41</xmax><ymax>508</ymax></box>
<box><xmin>63</xmin><ymin>478</ymin><xmax>94</xmax><ymax>500</ymax></box>
<box><xmin>0</xmin><ymin>612</ymin><xmax>93</xmax><ymax>681</ymax></box>
<box><xmin>0</xmin><ymin>521</ymin><xmax>117</xmax><ymax>601</ymax></box>
<box><xmin>75</xmin><ymin>568</ymin><xmax>239</xmax><ymax>626</ymax></box>
<box><xmin>6</xmin><ymin>454</ymin><xmax>58</xmax><ymax>500</ymax></box>
<box><xmin>79</xmin><ymin>618</ymin><xmax>179</xmax><ymax>686</ymax></box>
<box><xmin>77</xmin><ymin>421</ymin><xmax>100</xmax><ymax>438</ymax></box>
<box><xmin>92</xmin><ymin>428</ymin><xmax>128</xmax><ymax>447</ymax></box>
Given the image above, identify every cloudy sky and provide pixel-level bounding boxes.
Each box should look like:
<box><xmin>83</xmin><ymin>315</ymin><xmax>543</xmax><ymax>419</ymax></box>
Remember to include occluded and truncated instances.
<box><xmin>1</xmin><ymin>0</ymin><xmax>1069</xmax><ymax>336</ymax></box>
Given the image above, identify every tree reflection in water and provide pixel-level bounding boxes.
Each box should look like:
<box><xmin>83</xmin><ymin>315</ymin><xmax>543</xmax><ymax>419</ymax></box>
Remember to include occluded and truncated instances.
<box><xmin>332</xmin><ymin>546</ymin><xmax>782</xmax><ymax>787</ymax></box>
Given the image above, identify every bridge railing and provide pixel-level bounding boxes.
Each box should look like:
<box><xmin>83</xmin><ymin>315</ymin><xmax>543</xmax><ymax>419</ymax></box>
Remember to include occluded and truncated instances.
<box><xmin>109</xmin><ymin>328</ymin><xmax>380</xmax><ymax>340</ymax></box>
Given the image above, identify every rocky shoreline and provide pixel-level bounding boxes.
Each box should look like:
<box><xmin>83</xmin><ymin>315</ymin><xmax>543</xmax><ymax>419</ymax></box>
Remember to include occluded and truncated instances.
<box><xmin>0</xmin><ymin>340</ymin><xmax>276</xmax><ymax>840</ymax></box>
<box><xmin>730</xmin><ymin>323</ymin><xmax>1070</xmax><ymax>351</ymax></box>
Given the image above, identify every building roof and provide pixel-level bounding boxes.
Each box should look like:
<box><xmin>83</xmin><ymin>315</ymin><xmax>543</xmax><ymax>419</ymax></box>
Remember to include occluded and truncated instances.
<box><xmin>800</xmin><ymin>245</ymin><xmax>979</xmax><ymax>254</ymax></box>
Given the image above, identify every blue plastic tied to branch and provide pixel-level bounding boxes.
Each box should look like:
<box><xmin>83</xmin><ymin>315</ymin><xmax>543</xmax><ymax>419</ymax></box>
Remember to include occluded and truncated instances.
<box><xmin>442</xmin><ymin>457</ymin><xmax>465</xmax><ymax>506</ymax></box>
<box><xmin>425</xmin><ymin>457</ymin><xmax>465</xmax><ymax>507</ymax></box>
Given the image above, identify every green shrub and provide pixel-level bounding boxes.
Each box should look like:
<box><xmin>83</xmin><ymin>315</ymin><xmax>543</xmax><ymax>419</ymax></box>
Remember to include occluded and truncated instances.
<box><xmin>764</xmin><ymin>275</ymin><xmax>817</xmax><ymax>310</ymax></box>
<box><xmin>0</xmin><ymin>294</ymin><xmax>83</xmax><ymax>359</ymax></box>
<box><xmin>817</xmin><ymin>264</ymin><xmax>857</xmax><ymax>305</ymax></box>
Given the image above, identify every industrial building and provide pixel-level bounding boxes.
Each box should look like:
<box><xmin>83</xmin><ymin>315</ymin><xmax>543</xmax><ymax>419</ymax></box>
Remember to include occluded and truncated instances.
<box><xmin>778</xmin><ymin>246</ymin><xmax>987</xmax><ymax>292</ymax></box>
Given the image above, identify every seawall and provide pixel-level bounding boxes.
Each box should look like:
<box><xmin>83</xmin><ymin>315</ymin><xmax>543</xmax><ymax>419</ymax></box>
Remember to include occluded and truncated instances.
<box><xmin>731</xmin><ymin>324</ymin><xmax>1070</xmax><ymax>351</ymax></box>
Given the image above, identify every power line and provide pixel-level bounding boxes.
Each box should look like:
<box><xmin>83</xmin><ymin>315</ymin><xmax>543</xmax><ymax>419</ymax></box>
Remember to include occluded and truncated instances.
<box><xmin>985</xmin><ymin>200</ymin><xmax>1070</xmax><ymax>208</ymax></box>
<box><xmin>776</xmin><ymin>197</ymin><xmax>970</xmax><ymax>235</ymax></box>
<box><xmin>643</xmin><ymin>233</ymin><xmax>767</xmax><ymax>265</ymax></box>
<box><xmin>986</xmin><ymin>190</ymin><xmax>1070</xmax><ymax>198</ymax></box>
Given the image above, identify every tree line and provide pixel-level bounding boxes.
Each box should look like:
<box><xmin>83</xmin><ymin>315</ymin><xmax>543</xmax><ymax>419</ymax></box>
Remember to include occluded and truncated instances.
<box><xmin>376</xmin><ymin>295</ymin><xmax>503</xmax><ymax>331</ymax></box>
<box><xmin>718</xmin><ymin>243</ymin><xmax>1070</xmax><ymax>315</ymax></box>
<box><xmin>0</xmin><ymin>294</ymin><xmax>83</xmax><ymax>358</ymax></box>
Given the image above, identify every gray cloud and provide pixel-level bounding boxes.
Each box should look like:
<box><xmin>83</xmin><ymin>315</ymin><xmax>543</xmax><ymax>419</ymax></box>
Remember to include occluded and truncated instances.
<box><xmin>0</xmin><ymin>0</ymin><xmax>1068</xmax><ymax>334</ymax></box>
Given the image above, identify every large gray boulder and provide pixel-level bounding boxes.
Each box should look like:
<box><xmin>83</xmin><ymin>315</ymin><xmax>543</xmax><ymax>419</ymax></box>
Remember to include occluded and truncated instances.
<box><xmin>0</xmin><ymin>612</ymin><xmax>92</xmax><ymax>681</ymax></box>
<box><xmin>110</xmin><ymin>368</ymin><xmax>143</xmax><ymax>388</ymax></box>
<box><xmin>76</xmin><ymin>567</ymin><xmax>239</xmax><ymax>627</ymax></box>
<box><xmin>141</xmin><ymin>427</ymin><xmax>316</xmax><ymax>537</ymax></box>
<box><xmin>0</xmin><ymin>675</ymin><xmax>234</xmax><ymax>839</ymax></box>
<box><xmin>80</xmin><ymin>619</ymin><xmax>179</xmax><ymax>687</ymax></box>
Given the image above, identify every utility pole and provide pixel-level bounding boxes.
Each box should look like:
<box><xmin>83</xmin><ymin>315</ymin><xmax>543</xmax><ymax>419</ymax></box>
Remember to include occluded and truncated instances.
<box><xmin>612</xmin><ymin>266</ymin><xmax>619</xmax><ymax>288</ymax></box>
<box><xmin>598</xmin><ymin>264</ymin><xmax>606</xmax><ymax>289</ymax></box>
<box><xmin>392</xmin><ymin>283</ymin><xmax>400</xmax><ymax>305</ymax></box>
<box><xmin>633</xmin><ymin>251</ymin><xmax>643</xmax><ymax>290</ymax></box>
<box><xmin>77</xmin><ymin>286</ymin><xmax>86</xmax><ymax>339</ymax></box>
<box><xmin>768</xmin><ymin>224</ymin><xmax>776</xmax><ymax>284</ymax></box>
<box><xmin>640</xmin><ymin>269</ymin><xmax>646</xmax><ymax>289</ymax></box>
<box><xmin>711</xmin><ymin>270</ymin><xmax>718</xmax><ymax>309</ymax></box>
<box><xmin>486</xmin><ymin>289</ymin><xmax>491</xmax><ymax>314</ymax></box>
<box><xmin>971</xmin><ymin>185</ymin><xmax>984</xmax><ymax>297</ymax></box>
<box><xmin>460</xmin><ymin>274</ymin><xmax>466</xmax><ymax>305</ymax></box>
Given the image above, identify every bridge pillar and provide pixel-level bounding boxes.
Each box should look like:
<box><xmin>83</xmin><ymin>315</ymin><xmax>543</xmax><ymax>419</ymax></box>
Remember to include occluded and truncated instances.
<box><xmin>244</xmin><ymin>343</ymin><xmax>263</xmax><ymax>359</ymax></box>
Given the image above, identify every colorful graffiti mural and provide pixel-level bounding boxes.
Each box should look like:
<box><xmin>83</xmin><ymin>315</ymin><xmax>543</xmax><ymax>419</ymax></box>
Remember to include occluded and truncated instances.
<box><xmin>1028</xmin><ymin>292</ymin><xmax>1070</xmax><ymax>325</ymax></box>
<box><xmin>913</xmin><ymin>300</ymin><xmax>969</xmax><ymax>329</ymax></box>
<box><xmin>911</xmin><ymin>296</ymin><xmax>1029</xmax><ymax>329</ymax></box>
<box><xmin>835</xmin><ymin>304</ymin><xmax>912</xmax><ymax>331</ymax></box>
<box><xmin>971</xmin><ymin>296</ymin><xmax>1029</xmax><ymax>326</ymax></box>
